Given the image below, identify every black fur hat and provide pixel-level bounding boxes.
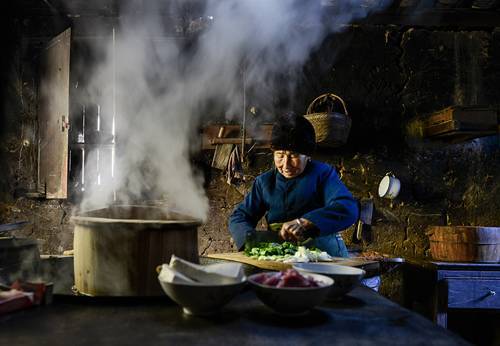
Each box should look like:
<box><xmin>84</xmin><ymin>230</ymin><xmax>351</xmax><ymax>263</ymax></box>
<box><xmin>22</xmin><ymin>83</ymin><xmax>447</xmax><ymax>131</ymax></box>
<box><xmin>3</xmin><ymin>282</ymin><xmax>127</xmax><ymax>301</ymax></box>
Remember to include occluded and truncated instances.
<box><xmin>271</xmin><ymin>112</ymin><xmax>316</xmax><ymax>156</ymax></box>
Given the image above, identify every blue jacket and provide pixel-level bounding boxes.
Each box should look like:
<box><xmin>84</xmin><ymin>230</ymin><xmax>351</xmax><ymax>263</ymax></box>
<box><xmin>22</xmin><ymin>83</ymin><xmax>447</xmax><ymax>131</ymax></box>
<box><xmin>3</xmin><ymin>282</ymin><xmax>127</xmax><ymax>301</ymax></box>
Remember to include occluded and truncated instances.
<box><xmin>229</xmin><ymin>160</ymin><xmax>359</xmax><ymax>257</ymax></box>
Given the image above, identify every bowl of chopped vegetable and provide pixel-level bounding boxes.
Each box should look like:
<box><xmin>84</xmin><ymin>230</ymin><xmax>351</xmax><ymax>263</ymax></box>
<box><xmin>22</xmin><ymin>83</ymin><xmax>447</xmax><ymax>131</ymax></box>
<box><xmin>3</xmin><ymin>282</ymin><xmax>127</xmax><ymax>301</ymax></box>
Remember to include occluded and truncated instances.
<box><xmin>292</xmin><ymin>263</ymin><xmax>365</xmax><ymax>299</ymax></box>
<box><xmin>248</xmin><ymin>269</ymin><xmax>333</xmax><ymax>314</ymax></box>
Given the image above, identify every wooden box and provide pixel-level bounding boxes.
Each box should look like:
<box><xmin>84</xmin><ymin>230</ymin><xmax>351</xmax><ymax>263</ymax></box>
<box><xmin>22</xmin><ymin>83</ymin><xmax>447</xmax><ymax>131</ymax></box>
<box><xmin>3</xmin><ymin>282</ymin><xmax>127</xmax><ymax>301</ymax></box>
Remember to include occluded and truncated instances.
<box><xmin>423</xmin><ymin>106</ymin><xmax>498</xmax><ymax>141</ymax></box>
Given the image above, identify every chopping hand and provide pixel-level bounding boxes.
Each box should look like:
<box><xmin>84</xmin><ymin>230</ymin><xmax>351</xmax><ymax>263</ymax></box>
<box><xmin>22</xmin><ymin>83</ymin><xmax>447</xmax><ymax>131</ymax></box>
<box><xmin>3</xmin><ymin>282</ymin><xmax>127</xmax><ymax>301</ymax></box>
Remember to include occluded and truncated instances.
<box><xmin>278</xmin><ymin>218</ymin><xmax>317</xmax><ymax>245</ymax></box>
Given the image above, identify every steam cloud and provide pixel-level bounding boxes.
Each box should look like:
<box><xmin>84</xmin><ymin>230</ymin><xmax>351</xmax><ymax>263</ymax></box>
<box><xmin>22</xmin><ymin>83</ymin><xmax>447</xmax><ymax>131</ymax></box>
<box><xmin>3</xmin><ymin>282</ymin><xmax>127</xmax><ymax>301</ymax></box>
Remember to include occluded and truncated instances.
<box><xmin>77</xmin><ymin>0</ymin><xmax>389</xmax><ymax>220</ymax></box>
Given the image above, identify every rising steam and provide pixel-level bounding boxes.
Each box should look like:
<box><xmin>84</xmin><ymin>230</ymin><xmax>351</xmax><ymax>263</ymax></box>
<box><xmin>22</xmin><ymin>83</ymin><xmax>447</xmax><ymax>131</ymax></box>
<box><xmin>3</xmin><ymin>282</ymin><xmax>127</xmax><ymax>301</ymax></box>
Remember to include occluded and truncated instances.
<box><xmin>76</xmin><ymin>0</ymin><xmax>389</xmax><ymax>220</ymax></box>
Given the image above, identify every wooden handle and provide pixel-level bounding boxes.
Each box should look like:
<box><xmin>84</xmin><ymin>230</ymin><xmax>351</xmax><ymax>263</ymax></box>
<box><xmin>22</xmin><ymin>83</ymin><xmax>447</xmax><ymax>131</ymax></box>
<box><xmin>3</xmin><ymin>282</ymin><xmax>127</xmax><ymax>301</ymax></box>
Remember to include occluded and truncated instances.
<box><xmin>217</xmin><ymin>126</ymin><xmax>225</xmax><ymax>138</ymax></box>
<box><xmin>210</xmin><ymin>138</ymin><xmax>257</xmax><ymax>145</ymax></box>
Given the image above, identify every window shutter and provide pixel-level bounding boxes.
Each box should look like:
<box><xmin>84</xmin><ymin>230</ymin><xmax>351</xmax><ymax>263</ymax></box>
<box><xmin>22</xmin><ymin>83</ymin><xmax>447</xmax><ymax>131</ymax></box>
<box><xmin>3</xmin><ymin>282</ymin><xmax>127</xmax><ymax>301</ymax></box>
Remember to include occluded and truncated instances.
<box><xmin>37</xmin><ymin>28</ymin><xmax>71</xmax><ymax>198</ymax></box>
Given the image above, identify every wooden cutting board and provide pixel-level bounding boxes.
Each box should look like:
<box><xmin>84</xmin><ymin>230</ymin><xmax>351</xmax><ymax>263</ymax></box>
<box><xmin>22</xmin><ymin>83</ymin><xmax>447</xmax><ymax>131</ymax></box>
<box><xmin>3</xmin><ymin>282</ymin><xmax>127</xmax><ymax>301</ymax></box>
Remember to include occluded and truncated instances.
<box><xmin>205</xmin><ymin>252</ymin><xmax>379</xmax><ymax>272</ymax></box>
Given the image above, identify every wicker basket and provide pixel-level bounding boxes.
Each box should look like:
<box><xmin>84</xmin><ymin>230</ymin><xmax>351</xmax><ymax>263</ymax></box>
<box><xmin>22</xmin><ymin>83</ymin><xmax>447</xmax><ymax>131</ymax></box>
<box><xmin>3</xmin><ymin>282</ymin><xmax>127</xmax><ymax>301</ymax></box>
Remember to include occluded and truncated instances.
<box><xmin>304</xmin><ymin>93</ymin><xmax>351</xmax><ymax>148</ymax></box>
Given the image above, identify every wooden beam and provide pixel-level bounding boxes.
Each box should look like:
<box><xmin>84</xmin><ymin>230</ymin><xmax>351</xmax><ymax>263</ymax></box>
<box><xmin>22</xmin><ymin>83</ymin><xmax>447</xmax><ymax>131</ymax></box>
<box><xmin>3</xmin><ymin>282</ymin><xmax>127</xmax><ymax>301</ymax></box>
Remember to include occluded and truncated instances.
<box><xmin>350</xmin><ymin>9</ymin><xmax>500</xmax><ymax>28</ymax></box>
<box><xmin>201</xmin><ymin>124</ymin><xmax>272</xmax><ymax>150</ymax></box>
<box><xmin>10</xmin><ymin>3</ymin><xmax>500</xmax><ymax>29</ymax></box>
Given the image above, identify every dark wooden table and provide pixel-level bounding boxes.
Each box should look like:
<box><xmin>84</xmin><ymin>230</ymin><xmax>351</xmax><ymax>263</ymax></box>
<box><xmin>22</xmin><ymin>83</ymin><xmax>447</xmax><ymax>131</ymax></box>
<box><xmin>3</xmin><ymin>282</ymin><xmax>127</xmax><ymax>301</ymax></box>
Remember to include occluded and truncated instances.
<box><xmin>0</xmin><ymin>286</ymin><xmax>468</xmax><ymax>345</ymax></box>
<box><xmin>403</xmin><ymin>259</ymin><xmax>500</xmax><ymax>328</ymax></box>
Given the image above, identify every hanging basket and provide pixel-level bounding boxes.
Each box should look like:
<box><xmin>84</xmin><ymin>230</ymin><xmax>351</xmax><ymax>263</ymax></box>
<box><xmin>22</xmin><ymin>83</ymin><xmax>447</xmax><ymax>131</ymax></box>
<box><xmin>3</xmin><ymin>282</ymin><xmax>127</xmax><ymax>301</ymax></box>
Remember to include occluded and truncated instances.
<box><xmin>304</xmin><ymin>93</ymin><xmax>351</xmax><ymax>148</ymax></box>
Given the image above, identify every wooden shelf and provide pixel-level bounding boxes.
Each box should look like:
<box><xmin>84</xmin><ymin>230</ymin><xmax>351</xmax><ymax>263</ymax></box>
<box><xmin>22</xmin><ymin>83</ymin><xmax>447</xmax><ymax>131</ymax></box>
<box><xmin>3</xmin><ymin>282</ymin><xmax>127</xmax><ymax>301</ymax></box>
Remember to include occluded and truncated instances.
<box><xmin>201</xmin><ymin>124</ymin><xmax>272</xmax><ymax>150</ymax></box>
<box><xmin>422</xmin><ymin>106</ymin><xmax>499</xmax><ymax>143</ymax></box>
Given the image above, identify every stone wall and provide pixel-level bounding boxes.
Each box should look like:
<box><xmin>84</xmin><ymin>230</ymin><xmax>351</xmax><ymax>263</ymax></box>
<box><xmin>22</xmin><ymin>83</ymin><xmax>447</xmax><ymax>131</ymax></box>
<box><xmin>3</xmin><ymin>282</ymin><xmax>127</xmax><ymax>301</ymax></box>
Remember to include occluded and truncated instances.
<box><xmin>201</xmin><ymin>26</ymin><xmax>500</xmax><ymax>259</ymax></box>
<box><xmin>198</xmin><ymin>26</ymin><xmax>500</xmax><ymax>308</ymax></box>
<box><xmin>1</xmin><ymin>19</ymin><xmax>498</xmax><ymax>345</ymax></box>
<box><xmin>1</xmin><ymin>23</ymin><xmax>499</xmax><ymax>265</ymax></box>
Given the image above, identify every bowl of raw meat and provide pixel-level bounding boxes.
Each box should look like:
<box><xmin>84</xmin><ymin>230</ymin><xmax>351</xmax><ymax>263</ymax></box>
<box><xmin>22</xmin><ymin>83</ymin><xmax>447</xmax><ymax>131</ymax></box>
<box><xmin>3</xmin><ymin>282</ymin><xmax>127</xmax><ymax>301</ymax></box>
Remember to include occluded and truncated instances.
<box><xmin>293</xmin><ymin>263</ymin><xmax>365</xmax><ymax>299</ymax></box>
<box><xmin>248</xmin><ymin>269</ymin><xmax>333</xmax><ymax>314</ymax></box>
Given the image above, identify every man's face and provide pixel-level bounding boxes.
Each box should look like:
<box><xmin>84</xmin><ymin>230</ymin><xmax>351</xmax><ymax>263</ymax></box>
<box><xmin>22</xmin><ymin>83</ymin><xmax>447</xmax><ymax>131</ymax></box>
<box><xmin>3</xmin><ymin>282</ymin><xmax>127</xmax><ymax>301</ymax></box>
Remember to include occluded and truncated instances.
<box><xmin>273</xmin><ymin>150</ymin><xmax>309</xmax><ymax>179</ymax></box>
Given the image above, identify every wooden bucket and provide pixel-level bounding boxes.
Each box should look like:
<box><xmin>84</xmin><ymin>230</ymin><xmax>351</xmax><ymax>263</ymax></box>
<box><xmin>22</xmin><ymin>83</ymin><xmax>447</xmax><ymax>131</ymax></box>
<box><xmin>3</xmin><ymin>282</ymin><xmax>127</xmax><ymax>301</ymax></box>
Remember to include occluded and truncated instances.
<box><xmin>427</xmin><ymin>226</ymin><xmax>500</xmax><ymax>263</ymax></box>
<box><xmin>304</xmin><ymin>93</ymin><xmax>351</xmax><ymax>148</ymax></box>
<box><xmin>72</xmin><ymin>205</ymin><xmax>201</xmax><ymax>296</ymax></box>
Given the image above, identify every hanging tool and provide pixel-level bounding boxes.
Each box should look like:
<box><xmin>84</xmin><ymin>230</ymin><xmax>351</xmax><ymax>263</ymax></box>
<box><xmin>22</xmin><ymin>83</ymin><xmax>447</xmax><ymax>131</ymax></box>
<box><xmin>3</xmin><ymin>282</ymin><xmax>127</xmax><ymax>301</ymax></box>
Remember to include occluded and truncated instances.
<box><xmin>241</xmin><ymin>62</ymin><xmax>247</xmax><ymax>164</ymax></box>
<box><xmin>357</xmin><ymin>198</ymin><xmax>374</xmax><ymax>243</ymax></box>
<box><xmin>352</xmin><ymin>198</ymin><xmax>374</xmax><ymax>244</ymax></box>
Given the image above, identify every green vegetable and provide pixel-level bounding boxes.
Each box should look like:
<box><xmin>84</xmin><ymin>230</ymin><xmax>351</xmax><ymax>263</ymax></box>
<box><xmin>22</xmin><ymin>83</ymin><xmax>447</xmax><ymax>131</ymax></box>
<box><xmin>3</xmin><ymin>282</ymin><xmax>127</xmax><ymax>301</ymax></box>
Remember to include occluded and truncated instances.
<box><xmin>244</xmin><ymin>241</ymin><xmax>297</xmax><ymax>257</ymax></box>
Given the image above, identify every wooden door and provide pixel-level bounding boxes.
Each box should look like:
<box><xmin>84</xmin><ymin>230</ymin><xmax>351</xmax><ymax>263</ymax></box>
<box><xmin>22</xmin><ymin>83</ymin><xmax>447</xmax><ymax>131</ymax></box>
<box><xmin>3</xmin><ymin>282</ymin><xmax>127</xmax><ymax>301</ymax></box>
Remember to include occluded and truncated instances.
<box><xmin>37</xmin><ymin>28</ymin><xmax>71</xmax><ymax>198</ymax></box>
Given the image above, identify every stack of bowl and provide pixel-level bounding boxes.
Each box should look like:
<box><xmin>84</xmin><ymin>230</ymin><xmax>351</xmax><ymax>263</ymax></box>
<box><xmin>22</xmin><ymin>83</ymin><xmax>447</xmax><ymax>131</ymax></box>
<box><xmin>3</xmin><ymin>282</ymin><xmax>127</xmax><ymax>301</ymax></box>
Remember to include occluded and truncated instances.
<box><xmin>157</xmin><ymin>256</ymin><xmax>247</xmax><ymax>316</ymax></box>
<box><xmin>292</xmin><ymin>263</ymin><xmax>365</xmax><ymax>299</ymax></box>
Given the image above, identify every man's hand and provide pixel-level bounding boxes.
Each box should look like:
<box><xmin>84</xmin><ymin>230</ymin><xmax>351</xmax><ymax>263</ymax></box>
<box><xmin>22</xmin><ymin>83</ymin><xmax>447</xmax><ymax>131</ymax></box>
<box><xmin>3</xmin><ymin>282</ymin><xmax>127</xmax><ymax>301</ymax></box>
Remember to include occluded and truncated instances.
<box><xmin>279</xmin><ymin>218</ymin><xmax>315</xmax><ymax>243</ymax></box>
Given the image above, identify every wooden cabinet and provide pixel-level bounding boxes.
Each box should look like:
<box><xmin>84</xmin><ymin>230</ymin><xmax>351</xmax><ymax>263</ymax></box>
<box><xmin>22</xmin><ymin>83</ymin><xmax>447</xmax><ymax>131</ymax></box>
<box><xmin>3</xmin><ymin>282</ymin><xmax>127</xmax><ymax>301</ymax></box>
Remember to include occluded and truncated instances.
<box><xmin>403</xmin><ymin>259</ymin><xmax>500</xmax><ymax>328</ymax></box>
<box><xmin>447</xmin><ymin>278</ymin><xmax>499</xmax><ymax>309</ymax></box>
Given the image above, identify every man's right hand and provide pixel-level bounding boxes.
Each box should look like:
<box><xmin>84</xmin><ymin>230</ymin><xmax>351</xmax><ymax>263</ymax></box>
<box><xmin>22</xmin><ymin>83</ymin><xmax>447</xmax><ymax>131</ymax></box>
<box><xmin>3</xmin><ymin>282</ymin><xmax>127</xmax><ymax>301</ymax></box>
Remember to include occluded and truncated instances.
<box><xmin>279</xmin><ymin>218</ymin><xmax>319</xmax><ymax>243</ymax></box>
<box><xmin>279</xmin><ymin>219</ymin><xmax>304</xmax><ymax>242</ymax></box>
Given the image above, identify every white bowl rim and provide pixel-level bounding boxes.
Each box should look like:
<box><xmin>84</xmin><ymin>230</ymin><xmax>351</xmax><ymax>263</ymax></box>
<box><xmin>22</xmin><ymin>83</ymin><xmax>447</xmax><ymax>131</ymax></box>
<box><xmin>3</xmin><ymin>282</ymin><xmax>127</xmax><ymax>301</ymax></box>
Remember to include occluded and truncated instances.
<box><xmin>293</xmin><ymin>263</ymin><xmax>366</xmax><ymax>276</ymax></box>
<box><xmin>158</xmin><ymin>276</ymin><xmax>248</xmax><ymax>287</ymax></box>
<box><xmin>248</xmin><ymin>271</ymin><xmax>334</xmax><ymax>290</ymax></box>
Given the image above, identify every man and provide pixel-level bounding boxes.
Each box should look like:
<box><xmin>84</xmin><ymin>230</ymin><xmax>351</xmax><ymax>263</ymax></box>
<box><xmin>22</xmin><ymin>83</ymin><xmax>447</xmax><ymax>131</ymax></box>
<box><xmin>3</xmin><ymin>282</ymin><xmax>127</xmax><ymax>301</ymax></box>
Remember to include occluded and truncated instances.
<box><xmin>229</xmin><ymin>112</ymin><xmax>358</xmax><ymax>257</ymax></box>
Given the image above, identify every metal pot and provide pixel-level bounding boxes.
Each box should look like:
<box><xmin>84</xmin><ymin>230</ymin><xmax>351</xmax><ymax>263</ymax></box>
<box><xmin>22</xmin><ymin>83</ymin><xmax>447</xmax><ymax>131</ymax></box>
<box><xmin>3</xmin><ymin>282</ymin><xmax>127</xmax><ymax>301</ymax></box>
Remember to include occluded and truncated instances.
<box><xmin>378</xmin><ymin>172</ymin><xmax>401</xmax><ymax>199</ymax></box>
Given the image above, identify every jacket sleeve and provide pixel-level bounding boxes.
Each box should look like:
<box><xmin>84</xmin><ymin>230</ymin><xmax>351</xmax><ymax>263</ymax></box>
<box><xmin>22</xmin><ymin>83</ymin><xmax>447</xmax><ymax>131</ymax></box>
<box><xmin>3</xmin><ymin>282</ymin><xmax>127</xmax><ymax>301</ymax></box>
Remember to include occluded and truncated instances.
<box><xmin>228</xmin><ymin>178</ymin><xmax>267</xmax><ymax>250</ymax></box>
<box><xmin>302</xmin><ymin>168</ymin><xmax>359</xmax><ymax>237</ymax></box>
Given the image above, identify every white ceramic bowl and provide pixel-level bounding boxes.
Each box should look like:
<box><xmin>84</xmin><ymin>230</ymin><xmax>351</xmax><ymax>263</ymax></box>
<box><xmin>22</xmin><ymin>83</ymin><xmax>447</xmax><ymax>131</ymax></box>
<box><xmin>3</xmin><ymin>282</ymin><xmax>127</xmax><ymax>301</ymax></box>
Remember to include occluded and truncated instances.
<box><xmin>248</xmin><ymin>272</ymin><xmax>333</xmax><ymax>314</ymax></box>
<box><xmin>158</xmin><ymin>278</ymin><xmax>247</xmax><ymax>316</ymax></box>
<box><xmin>293</xmin><ymin>263</ymin><xmax>365</xmax><ymax>299</ymax></box>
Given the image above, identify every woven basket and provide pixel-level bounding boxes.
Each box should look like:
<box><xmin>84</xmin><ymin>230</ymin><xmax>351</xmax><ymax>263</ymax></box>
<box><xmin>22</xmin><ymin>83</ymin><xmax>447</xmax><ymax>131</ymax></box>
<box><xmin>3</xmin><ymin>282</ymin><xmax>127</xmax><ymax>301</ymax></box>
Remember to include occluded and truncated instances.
<box><xmin>304</xmin><ymin>93</ymin><xmax>351</xmax><ymax>148</ymax></box>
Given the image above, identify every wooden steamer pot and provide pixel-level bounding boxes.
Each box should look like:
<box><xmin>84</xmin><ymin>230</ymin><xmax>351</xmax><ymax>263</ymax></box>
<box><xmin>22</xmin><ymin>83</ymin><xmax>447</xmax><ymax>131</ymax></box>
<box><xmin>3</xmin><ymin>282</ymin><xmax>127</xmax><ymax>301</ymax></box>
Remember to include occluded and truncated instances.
<box><xmin>72</xmin><ymin>205</ymin><xmax>201</xmax><ymax>296</ymax></box>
